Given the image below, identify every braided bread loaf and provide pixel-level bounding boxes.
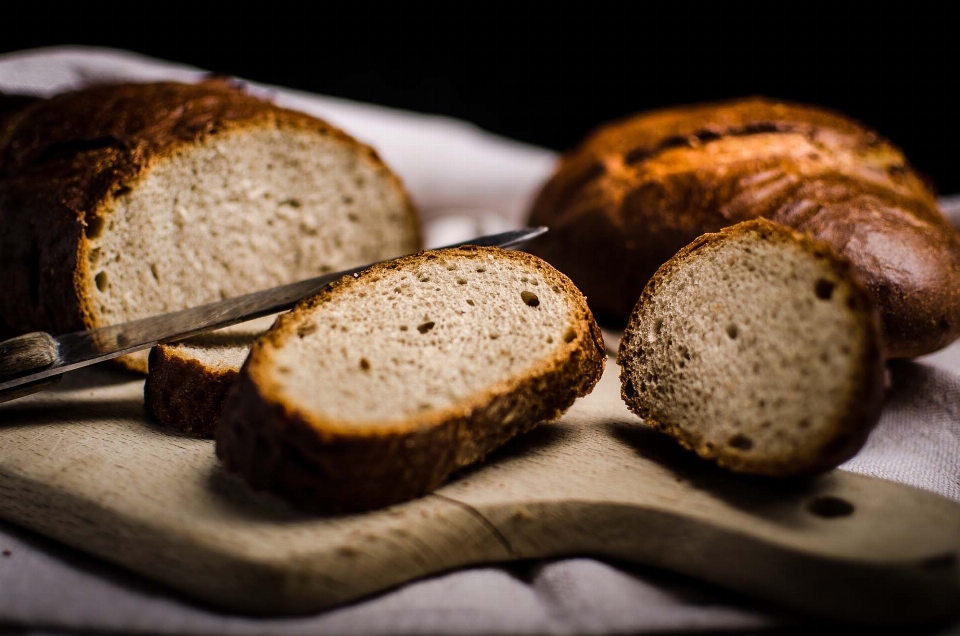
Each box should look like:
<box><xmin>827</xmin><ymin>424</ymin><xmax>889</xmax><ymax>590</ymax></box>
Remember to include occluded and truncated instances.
<box><xmin>527</xmin><ymin>98</ymin><xmax>960</xmax><ymax>358</ymax></box>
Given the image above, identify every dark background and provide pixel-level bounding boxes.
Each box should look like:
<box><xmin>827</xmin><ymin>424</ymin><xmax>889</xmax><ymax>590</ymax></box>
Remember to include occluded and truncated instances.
<box><xmin>3</xmin><ymin>2</ymin><xmax>957</xmax><ymax>192</ymax></box>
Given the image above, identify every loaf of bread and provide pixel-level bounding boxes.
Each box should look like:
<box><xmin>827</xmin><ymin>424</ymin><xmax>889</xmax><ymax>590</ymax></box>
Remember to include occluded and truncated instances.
<box><xmin>0</xmin><ymin>81</ymin><xmax>420</xmax><ymax>371</ymax></box>
<box><xmin>144</xmin><ymin>315</ymin><xmax>277</xmax><ymax>437</ymax></box>
<box><xmin>216</xmin><ymin>246</ymin><xmax>606</xmax><ymax>511</ymax></box>
<box><xmin>618</xmin><ymin>219</ymin><xmax>885</xmax><ymax>476</ymax></box>
<box><xmin>528</xmin><ymin>97</ymin><xmax>960</xmax><ymax>358</ymax></box>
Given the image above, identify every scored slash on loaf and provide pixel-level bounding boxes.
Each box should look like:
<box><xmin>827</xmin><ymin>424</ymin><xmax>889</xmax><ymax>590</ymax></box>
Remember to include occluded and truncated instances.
<box><xmin>216</xmin><ymin>246</ymin><xmax>606</xmax><ymax>511</ymax></box>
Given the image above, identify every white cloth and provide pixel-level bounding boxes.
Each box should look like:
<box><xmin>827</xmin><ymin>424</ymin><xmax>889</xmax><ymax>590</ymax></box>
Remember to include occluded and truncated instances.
<box><xmin>0</xmin><ymin>47</ymin><xmax>959</xmax><ymax>635</ymax></box>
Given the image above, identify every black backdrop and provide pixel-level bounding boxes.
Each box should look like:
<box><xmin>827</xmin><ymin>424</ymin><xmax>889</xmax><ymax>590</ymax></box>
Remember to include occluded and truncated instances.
<box><xmin>2</xmin><ymin>2</ymin><xmax>957</xmax><ymax>192</ymax></box>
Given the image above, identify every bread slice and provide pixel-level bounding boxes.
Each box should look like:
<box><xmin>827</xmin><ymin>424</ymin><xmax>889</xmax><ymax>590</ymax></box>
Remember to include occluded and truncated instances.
<box><xmin>0</xmin><ymin>81</ymin><xmax>420</xmax><ymax>372</ymax></box>
<box><xmin>216</xmin><ymin>246</ymin><xmax>606</xmax><ymax>511</ymax></box>
<box><xmin>144</xmin><ymin>315</ymin><xmax>278</xmax><ymax>437</ymax></box>
<box><xmin>618</xmin><ymin>219</ymin><xmax>885</xmax><ymax>476</ymax></box>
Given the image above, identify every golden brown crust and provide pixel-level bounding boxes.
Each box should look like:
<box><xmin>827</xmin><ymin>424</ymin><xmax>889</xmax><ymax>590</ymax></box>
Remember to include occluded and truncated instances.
<box><xmin>528</xmin><ymin>96</ymin><xmax>959</xmax><ymax>358</ymax></box>
<box><xmin>618</xmin><ymin>219</ymin><xmax>886</xmax><ymax>477</ymax></box>
<box><xmin>144</xmin><ymin>344</ymin><xmax>240</xmax><ymax>438</ymax></box>
<box><xmin>216</xmin><ymin>246</ymin><xmax>606</xmax><ymax>511</ymax></box>
<box><xmin>0</xmin><ymin>81</ymin><xmax>420</xmax><ymax>371</ymax></box>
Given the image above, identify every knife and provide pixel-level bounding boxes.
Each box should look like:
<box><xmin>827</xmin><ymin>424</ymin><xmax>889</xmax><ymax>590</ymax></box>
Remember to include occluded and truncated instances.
<box><xmin>0</xmin><ymin>227</ymin><xmax>547</xmax><ymax>404</ymax></box>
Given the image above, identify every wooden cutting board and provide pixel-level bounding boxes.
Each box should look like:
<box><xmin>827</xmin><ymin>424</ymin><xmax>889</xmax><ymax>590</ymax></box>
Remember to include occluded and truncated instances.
<box><xmin>1</xmin><ymin>358</ymin><xmax>958</xmax><ymax>625</ymax></box>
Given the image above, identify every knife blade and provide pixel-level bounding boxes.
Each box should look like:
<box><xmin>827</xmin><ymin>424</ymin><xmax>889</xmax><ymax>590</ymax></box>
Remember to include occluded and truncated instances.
<box><xmin>0</xmin><ymin>227</ymin><xmax>547</xmax><ymax>403</ymax></box>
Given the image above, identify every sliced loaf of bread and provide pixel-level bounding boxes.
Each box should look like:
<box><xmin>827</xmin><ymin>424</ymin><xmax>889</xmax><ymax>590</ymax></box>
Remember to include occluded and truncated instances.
<box><xmin>0</xmin><ymin>81</ymin><xmax>420</xmax><ymax>372</ymax></box>
<box><xmin>618</xmin><ymin>219</ymin><xmax>885</xmax><ymax>476</ymax></box>
<box><xmin>216</xmin><ymin>246</ymin><xmax>606</xmax><ymax>511</ymax></box>
<box><xmin>145</xmin><ymin>315</ymin><xmax>278</xmax><ymax>437</ymax></box>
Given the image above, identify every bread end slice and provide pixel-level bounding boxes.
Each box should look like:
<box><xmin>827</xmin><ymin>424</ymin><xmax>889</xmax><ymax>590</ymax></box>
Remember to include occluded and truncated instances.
<box><xmin>618</xmin><ymin>219</ymin><xmax>885</xmax><ymax>476</ymax></box>
<box><xmin>216</xmin><ymin>246</ymin><xmax>606</xmax><ymax>511</ymax></box>
<box><xmin>144</xmin><ymin>315</ymin><xmax>277</xmax><ymax>437</ymax></box>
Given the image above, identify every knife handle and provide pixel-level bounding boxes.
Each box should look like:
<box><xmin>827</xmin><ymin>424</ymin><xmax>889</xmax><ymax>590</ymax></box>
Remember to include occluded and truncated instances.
<box><xmin>0</xmin><ymin>332</ymin><xmax>62</xmax><ymax>403</ymax></box>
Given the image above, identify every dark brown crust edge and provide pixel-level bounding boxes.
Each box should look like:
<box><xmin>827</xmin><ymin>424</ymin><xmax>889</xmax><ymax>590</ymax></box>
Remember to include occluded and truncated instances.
<box><xmin>144</xmin><ymin>344</ymin><xmax>240</xmax><ymax>438</ymax></box>
<box><xmin>618</xmin><ymin>219</ymin><xmax>886</xmax><ymax>477</ymax></box>
<box><xmin>216</xmin><ymin>246</ymin><xmax>606</xmax><ymax>512</ymax></box>
<box><xmin>0</xmin><ymin>81</ymin><xmax>420</xmax><ymax>373</ymax></box>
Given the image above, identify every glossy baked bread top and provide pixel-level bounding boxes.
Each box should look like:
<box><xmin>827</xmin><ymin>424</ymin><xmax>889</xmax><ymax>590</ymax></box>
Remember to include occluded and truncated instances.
<box><xmin>528</xmin><ymin>97</ymin><xmax>960</xmax><ymax>358</ymax></box>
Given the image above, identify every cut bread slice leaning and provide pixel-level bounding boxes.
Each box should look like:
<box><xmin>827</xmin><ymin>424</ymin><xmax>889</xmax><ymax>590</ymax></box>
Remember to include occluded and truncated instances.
<box><xmin>618</xmin><ymin>219</ymin><xmax>885</xmax><ymax>476</ymax></box>
<box><xmin>145</xmin><ymin>315</ymin><xmax>278</xmax><ymax>437</ymax></box>
<box><xmin>0</xmin><ymin>81</ymin><xmax>420</xmax><ymax>372</ymax></box>
<box><xmin>216</xmin><ymin>246</ymin><xmax>606</xmax><ymax>511</ymax></box>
